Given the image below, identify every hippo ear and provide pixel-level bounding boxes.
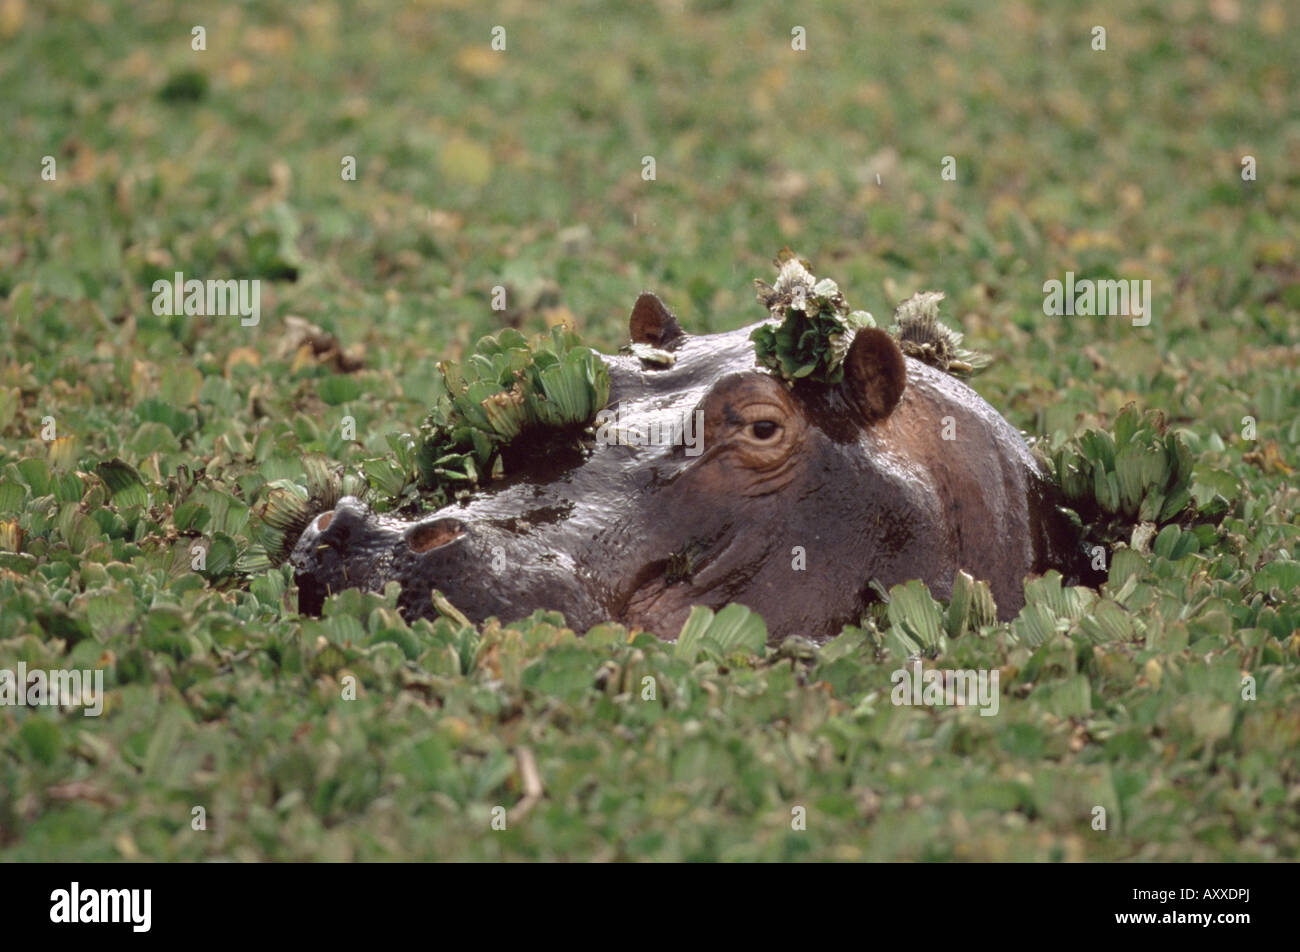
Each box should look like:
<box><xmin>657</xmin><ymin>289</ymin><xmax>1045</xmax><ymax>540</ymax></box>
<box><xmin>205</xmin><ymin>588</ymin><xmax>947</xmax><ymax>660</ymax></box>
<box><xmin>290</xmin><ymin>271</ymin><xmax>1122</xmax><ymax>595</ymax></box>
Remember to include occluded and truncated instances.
<box><xmin>844</xmin><ymin>328</ymin><xmax>906</xmax><ymax>422</ymax></box>
<box><xmin>629</xmin><ymin>292</ymin><xmax>684</xmax><ymax>348</ymax></box>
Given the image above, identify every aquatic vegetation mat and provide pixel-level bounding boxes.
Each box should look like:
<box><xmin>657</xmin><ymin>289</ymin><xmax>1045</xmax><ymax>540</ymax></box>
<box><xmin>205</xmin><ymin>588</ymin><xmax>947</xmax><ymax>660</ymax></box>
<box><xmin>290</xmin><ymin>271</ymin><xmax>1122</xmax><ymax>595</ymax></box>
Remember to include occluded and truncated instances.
<box><xmin>1</xmin><ymin>0</ymin><xmax>1296</xmax><ymax>861</ymax></box>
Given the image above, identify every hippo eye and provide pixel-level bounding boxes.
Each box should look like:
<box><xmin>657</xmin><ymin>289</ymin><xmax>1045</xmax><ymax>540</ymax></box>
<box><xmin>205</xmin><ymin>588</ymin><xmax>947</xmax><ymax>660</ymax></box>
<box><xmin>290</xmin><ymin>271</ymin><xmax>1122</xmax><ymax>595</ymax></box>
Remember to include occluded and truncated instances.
<box><xmin>749</xmin><ymin>420</ymin><xmax>780</xmax><ymax>441</ymax></box>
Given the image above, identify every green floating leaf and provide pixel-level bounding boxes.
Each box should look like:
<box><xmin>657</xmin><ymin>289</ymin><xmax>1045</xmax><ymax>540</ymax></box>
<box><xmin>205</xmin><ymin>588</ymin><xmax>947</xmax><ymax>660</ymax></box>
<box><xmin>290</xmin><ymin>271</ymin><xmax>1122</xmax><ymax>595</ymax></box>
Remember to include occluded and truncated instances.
<box><xmin>51</xmin><ymin>472</ymin><xmax>84</xmax><ymax>504</ymax></box>
<box><xmin>946</xmin><ymin>570</ymin><xmax>975</xmax><ymax>639</ymax></box>
<box><xmin>129</xmin><ymin>421</ymin><xmax>180</xmax><ymax>456</ymax></box>
<box><xmin>1012</xmin><ymin>602</ymin><xmax>1060</xmax><ymax>648</ymax></box>
<box><xmin>704</xmin><ymin>603</ymin><xmax>768</xmax><ymax>656</ymax></box>
<box><xmin>136</xmin><ymin>397</ymin><xmax>197</xmax><ymax>437</ymax></box>
<box><xmin>1023</xmin><ymin>570</ymin><xmax>1096</xmax><ymax>620</ymax></box>
<box><xmin>674</xmin><ymin>605</ymin><xmax>714</xmax><ymax>661</ymax></box>
<box><xmin>0</xmin><ymin>551</ymin><xmax>37</xmax><ymax>573</ymax></box>
<box><xmin>172</xmin><ymin>501</ymin><xmax>210</xmax><ymax>532</ymax></box>
<box><xmin>95</xmin><ymin>458</ymin><xmax>148</xmax><ymax>509</ymax></box>
<box><xmin>675</xmin><ymin>603</ymin><xmax>767</xmax><ymax>661</ymax></box>
<box><xmin>887</xmin><ymin>579</ymin><xmax>945</xmax><ymax>653</ymax></box>
<box><xmin>58</xmin><ymin>507</ymin><xmax>101</xmax><ymax>552</ymax></box>
<box><xmin>1078</xmin><ymin>599</ymin><xmax>1135</xmax><ymax>643</ymax></box>
<box><xmin>0</xmin><ymin>479</ymin><xmax>24</xmax><ymax>514</ymax></box>
<box><xmin>319</xmin><ymin>375</ymin><xmax>362</xmax><ymax>406</ymax></box>
<box><xmin>1255</xmin><ymin>559</ymin><xmax>1300</xmax><ymax>596</ymax></box>
<box><xmin>17</xmin><ymin>458</ymin><xmax>50</xmax><ymax>496</ymax></box>
<box><xmin>416</xmin><ymin>324</ymin><xmax>610</xmax><ymax>503</ymax></box>
<box><xmin>1158</xmin><ymin>486</ymin><xmax>1192</xmax><ymax>523</ymax></box>
<box><xmin>945</xmin><ymin>570</ymin><xmax>999</xmax><ymax>636</ymax></box>
<box><xmin>201</xmin><ymin>532</ymin><xmax>239</xmax><ymax>579</ymax></box>
<box><xmin>361</xmin><ymin>456</ymin><xmax>410</xmax><ymax>499</ymax></box>
<box><xmin>1108</xmin><ymin>547</ymin><xmax>1147</xmax><ymax>590</ymax></box>
<box><xmin>1157</xmin><ymin>524</ymin><xmax>1200</xmax><ymax>561</ymax></box>
<box><xmin>86</xmin><ymin>586</ymin><xmax>135</xmax><ymax>636</ymax></box>
<box><xmin>431</xmin><ymin>590</ymin><xmax>472</xmax><ymax>630</ymax></box>
<box><xmin>1038</xmin><ymin>674</ymin><xmax>1092</xmax><ymax>718</ymax></box>
<box><xmin>969</xmin><ymin>578</ymin><xmax>999</xmax><ymax>629</ymax></box>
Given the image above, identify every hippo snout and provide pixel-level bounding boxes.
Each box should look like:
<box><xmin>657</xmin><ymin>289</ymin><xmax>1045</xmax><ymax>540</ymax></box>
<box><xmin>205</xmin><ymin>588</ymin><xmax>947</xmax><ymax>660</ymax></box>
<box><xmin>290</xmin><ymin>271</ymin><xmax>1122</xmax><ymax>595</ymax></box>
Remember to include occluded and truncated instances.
<box><xmin>294</xmin><ymin>497</ymin><xmax>464</xmax><ymax>563</ymax></box>
<box><xmin>288</xmin><ymin>490</ymin><xmax>608</xmax><ymax>629</ymax></box>
<box><xmin>289</xmin><ymin>496</ymin><xmax>509</xmax><ymax>620</ymax></box>
<box><xmin>290</xmin><ymin>496</ymin><xmax>406</xmax><ymax>615</ymax></box>
<box><xmin>304</xmin><ymin>496</ymin><xmax>375</xmax><ymax>552</ymax></box>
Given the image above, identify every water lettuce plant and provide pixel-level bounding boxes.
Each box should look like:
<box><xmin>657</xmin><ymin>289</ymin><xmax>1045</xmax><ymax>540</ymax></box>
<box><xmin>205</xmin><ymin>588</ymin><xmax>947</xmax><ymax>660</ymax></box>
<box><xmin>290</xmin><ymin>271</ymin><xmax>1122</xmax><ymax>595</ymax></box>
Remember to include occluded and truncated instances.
<box><xmin>751</xmin><ymin>253</ymin><xmax>875</xmax><ymax>385</ymax></box>
<box><xmin>414</xmin><ymin>325</ymin><xmax>610</xmax><ymax>496</ymax></box>
<box><xmin>1045</xmin><ymin>404</ymin><xmax>1203</xmax><ymax>546</ymax></box>
<box><xmin>889</xmin><ymin>291</ymin><xmax>990</xmax><ymax>376</ymax></box>
<box><xmin>751</xmin><ymin>254</ymin><xmax>987</xmax><ymax>384</ymax></box>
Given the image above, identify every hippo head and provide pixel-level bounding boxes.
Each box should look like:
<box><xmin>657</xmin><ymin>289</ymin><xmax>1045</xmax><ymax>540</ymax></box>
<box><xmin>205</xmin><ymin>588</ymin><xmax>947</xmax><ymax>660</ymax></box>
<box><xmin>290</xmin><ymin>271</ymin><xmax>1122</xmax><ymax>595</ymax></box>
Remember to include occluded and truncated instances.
<box><xmin>289</xmin><ymin>292</ymin><xmax>1084</xmax><ymax>641</ymax></box>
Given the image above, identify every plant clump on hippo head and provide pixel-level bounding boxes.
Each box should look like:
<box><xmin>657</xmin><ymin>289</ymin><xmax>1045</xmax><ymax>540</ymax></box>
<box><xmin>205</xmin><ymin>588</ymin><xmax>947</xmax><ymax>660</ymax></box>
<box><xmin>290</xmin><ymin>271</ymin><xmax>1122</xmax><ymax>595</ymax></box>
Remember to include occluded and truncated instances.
<box><xmin>275</xmin><ymin>253</ymin><xmax>1090</xmax><ymax>642</ymax></box>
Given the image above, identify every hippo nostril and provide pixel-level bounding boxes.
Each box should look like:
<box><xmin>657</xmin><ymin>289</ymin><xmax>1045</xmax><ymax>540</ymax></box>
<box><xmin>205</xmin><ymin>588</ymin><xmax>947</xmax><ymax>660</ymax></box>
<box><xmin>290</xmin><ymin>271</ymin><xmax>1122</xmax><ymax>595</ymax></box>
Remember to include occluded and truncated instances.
<box><xmin>407</xmin><ymin>518</ymin><xmax>464</xmax><ymax>553</ymax></box>
<box><xmin>312</xmin><ymin>496</ymin><xmax>371</xmax><ymax>549</ymax></box>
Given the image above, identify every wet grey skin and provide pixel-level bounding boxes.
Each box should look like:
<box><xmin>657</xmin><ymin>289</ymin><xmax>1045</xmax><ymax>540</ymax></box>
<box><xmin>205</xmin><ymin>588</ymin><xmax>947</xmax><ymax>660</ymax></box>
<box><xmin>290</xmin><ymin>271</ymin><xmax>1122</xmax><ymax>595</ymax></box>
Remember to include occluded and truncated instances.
<box><xmin>289</xmin><ymin>295</ymin><xmax>1090</xmax><ymax>643</ymax></box>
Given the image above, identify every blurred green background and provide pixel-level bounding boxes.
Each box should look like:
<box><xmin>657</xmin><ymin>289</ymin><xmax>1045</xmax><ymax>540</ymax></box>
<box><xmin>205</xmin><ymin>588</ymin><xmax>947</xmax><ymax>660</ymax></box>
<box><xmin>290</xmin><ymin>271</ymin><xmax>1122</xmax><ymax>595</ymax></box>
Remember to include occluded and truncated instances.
<box><xmin>0</xmin><ymin>0</ymin><xmax>1296</xmax><ymax>861</ymax></box>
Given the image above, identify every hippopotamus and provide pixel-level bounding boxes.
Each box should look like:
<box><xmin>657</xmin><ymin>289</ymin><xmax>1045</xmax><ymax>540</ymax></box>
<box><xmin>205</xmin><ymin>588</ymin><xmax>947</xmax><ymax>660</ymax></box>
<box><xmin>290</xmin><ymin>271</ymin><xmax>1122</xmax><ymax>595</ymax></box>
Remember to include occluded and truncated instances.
<box><xmin>289</xmin><ymin>290</ymin><xmax>1087</xmax><ymax>642</ymax></box>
